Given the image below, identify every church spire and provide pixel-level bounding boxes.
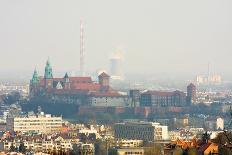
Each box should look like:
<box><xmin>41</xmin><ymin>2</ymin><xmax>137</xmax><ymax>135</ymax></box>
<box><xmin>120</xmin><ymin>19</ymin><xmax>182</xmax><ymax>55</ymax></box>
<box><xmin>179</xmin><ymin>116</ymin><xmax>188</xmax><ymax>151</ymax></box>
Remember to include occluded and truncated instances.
<box><xmin>31</xmin><ymin>68</ymin><xmax>39</xmax><ymax>84</ymax></box>
<box><xmin>44</xmin><ymin>59</ymin><xmax>53</xmax><ymax>79</ymax></box>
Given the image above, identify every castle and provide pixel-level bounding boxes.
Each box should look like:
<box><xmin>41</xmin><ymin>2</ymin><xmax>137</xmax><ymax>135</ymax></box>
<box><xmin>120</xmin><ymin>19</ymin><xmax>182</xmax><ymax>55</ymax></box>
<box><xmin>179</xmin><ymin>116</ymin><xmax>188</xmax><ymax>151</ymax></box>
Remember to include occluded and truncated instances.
<box><xmin>30</xmin><ymin>60</ymin><xmax>128</xmax><ymax>106</ymax></box>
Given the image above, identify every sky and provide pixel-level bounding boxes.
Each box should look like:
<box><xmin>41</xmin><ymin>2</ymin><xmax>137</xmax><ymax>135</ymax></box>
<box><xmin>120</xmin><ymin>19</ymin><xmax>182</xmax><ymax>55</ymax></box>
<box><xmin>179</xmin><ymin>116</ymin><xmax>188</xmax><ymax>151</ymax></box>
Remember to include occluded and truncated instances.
<box><xmin>0</xmin><ymin>0</ymin><xmax>232</xmax><ymax>79</ymax></box>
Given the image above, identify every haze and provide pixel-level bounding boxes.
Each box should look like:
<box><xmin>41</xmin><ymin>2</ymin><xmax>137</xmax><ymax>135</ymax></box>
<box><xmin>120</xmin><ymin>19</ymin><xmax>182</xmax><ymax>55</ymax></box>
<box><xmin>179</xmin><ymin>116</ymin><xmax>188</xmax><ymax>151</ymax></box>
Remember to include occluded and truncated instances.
<box><xmin>0</xmin><ymin>0</ymin><xmax>232</xmax><ymax>79</ymax></box>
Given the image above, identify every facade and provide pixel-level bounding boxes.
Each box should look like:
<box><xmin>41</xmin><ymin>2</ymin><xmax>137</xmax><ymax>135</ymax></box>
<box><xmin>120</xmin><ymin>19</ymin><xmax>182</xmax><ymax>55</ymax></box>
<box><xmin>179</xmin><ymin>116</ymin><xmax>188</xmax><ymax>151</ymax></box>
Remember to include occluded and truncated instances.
<box><xmin>115</xmin><ymin>148</ymin><xmax>144</xmax><ymax>155</ymax></box>
<box><xmin>88</xmin><ymin>96</ymin><xmax>128</xmax><ymax>107</ymax></box>
<box><xmin>173</xmin><ymin>117</ymin><xmax>189</xmax><ymax>127</ymax></box>
<box><xmin>140</xmin><ymin>90</ymin><xmax>186</xmax><ymax>107</ymax></box>
<box><xmin>204</xmin><ymin>117</ymin><xmax>224</xmax><ymax>130</ymax></box>
<box><xmin>114</xmin><ymin>122</ymin><xmax>168</xmax><ymax>142</ymax></box>
<box><xmin>3</xmin><ymin>136</ymin><xmax>79</xmax><ymax>153</ymax></box>
<box><xmin>76</xmin><ymin>143</ymin><xmax>95</xmax><ymax>155</ymax></box>
<box><xmin>129</xmin><ymin>89</ymin><xmax>141</xmax><ymax>107</ymax></box>
<box><xmin>187</xmin><ymin>83</ymin><xmax>196</xmax><ymax>105</ymax></box>
<box><xmin>30</xmin><ymin>60</ymin><xmax>127</xmax><ymax>106</ymax></box>
<box><xmin>6</xmin><ymin>113</ymin><xmax>62</xmax><ymax>133</ymax></box>
<box><xmin>113</xmin><ymin>139</ymin><xmax>143</xmax><ymax>148</ymax></box>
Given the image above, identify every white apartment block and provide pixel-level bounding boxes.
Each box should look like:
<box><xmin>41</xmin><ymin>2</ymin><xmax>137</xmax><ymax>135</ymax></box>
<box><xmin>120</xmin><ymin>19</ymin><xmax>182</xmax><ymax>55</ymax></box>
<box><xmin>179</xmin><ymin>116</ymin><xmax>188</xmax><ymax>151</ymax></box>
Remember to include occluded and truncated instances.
<box><xmin>114</xmin><ymin>122</ymin><xmax>168</xmax><ymax>142</ymax></box>
<box><xmin>114</xmin><ymin>139</ymin><xmax>143</xmax><ymax>148</ymax></box>
<box><xmin>6</xmin><ymin>113</ymin><xmax>62</xmax><ymax>133</ymax></box>
<box><xmin>3</xmin><ymin>137</ymin><xmax>77</xmax><ymax>153</ymax></box>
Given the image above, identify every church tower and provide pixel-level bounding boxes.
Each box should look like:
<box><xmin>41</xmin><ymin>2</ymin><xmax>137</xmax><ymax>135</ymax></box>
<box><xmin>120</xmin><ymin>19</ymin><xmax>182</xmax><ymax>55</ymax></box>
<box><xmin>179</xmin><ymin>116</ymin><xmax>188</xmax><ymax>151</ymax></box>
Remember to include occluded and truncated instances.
<box><xmin>44</xmin><ymin>59</ymin><xmax>53</xmax><ymax>79</ymax></box>
<box><xmin>64</xmin><ymin>72</ymin><xmax>70</xmax><ymax>89</ymax></box>
<box><xmin>44</xmin><ymin>59</ymin><xmax>53</xmax><ymax>89</ymax></box>
<box><xmin>30</xmin><ymin>69</ymin><xmax>40</xmax><ymax>97</ymax></box>
<box><xmin>98</xmin><ymin>72</ymin><xmax>110</xmax><ymax>87</ymax></box>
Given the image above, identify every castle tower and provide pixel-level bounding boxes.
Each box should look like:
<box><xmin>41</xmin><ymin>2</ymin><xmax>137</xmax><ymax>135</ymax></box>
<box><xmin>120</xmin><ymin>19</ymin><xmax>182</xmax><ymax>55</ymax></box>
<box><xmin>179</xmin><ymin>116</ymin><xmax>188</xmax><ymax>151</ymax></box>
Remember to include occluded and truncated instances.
<box><xmin>64</xmin><ymin>72</ymin><xmax>70</xmax><ymax>89</ymax></box>
<box><xmin>29</xmin><ymin>69</ymin><xmax>40</xmax><ymax>97</ymax></box>
<box><xmin>44</xmin><ymin>59</ymin><xmax>53</xmax><ymax>79</ymax></box>
<box><xmin>98</xmin><ymin>72</ymin><xmax>110</xmax><ymax>87</ymax></box>
<box><xmin>44</xmin><ymin>59</ymin><xmax>53</xmax><ymax>89</ymax></box>
<box><xmin>187</xmin><ymin>83</ymin><xmax>196</xmax><ymax>105</ymax></box>
<box><xmin>31</xmin><ymin>69</ymin><xmax>39</xmax><ymax>84</ymax></box>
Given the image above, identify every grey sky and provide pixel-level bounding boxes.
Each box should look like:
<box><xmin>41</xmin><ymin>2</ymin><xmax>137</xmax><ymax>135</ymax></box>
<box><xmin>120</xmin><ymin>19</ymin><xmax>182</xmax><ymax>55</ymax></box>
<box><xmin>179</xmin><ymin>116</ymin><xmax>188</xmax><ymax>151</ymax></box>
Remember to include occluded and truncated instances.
<box><xmin>0</xmin><ymin>0</ymin><xmax>231</xmax><ymax>78</ymax></box>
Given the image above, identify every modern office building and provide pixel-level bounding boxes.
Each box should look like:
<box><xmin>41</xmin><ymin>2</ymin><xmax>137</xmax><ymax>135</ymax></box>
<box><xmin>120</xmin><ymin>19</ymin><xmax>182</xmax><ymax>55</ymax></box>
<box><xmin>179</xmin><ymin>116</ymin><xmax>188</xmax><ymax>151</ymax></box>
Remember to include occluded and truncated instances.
<box><xmin>114</xmin><ymin>122</ymin><xmax>168</xmax><ymax>142</ymax></box>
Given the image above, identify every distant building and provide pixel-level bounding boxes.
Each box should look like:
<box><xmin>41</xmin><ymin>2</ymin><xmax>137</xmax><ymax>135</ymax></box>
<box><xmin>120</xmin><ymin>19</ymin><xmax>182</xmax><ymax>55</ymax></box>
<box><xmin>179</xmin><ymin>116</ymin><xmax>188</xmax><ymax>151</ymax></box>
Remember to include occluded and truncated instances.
<box><xmin>110</xmin><ymin>52</ymin><xmax>123</xmax><ymax>80</ymax></box>
<box><xmin>187</xmin><ymin>83</ymin><xmax>196</xmax><ymax>105</ymax></box>
<box><xmin>196</xmin><ymin>74</ymin><xmax>222</xmax><ymax>85</ymax></box>
<box><xmin>204</xmin><ymin>117</ymin><xmax>224</xmax><ymax>130</ymax></box>
<box><xmin>114</xmin><ymin>122</ymin><xmax>168</xmax><ymax>141</ymax></box>
<box><xmin>173</xmin><ymin>116</ymin><xmax>189</xmax><ymax>127</ymax></box>
<box><xmin>30</xmin><ymin>60</ymin><xmax>127</xmax><ymax>106</ymax></box>
<box><xmin>129</xmin><ymin>89</ymin><xmax>140</xmax><ymax>107</ymax></box>
<box><xmin>140</xmin><ymin>90</ymin><xmax>186</xmax><ymax>107</ymax></box>
<box><xmin>6</xmin><ymin>112</ymin><xmax>62</xmax><ymax>133</ymax></box>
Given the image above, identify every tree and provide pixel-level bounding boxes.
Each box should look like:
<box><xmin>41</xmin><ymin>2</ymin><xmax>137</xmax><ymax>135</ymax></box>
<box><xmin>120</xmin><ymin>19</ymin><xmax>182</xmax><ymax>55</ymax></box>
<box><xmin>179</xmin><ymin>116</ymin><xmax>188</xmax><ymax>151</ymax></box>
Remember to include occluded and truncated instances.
<box><xmin>70</xmin><ymin>144</ymin><xmax>78</xmax><ymax>155</ymax></box>
<box><xmin>173</xmin><ymin>147</ymin><xmax>183</xmax><ymax>155</ymax></box>
<box><xmin>202</xmin><ymin>132</ymin><xmax>211</xmax><ymax>144</ymax></box>
<box><xmin>187</xmin><ymin>148</ymin><xmax>198</xmax><ymax>155</ymax></box>
<box><xmin>9</xmin><ymin>143</ymin><xmax>16</xmax><ymax>152</ymax></box>
<box><xmin>95</xmin><ymin>139</ymin><xmax>107</xmax><ymax>155</ymax></box>
<box><xmin>18</xmin><ymin>142</ymin><xmax>26</xmax><ymax>153</ymax></box>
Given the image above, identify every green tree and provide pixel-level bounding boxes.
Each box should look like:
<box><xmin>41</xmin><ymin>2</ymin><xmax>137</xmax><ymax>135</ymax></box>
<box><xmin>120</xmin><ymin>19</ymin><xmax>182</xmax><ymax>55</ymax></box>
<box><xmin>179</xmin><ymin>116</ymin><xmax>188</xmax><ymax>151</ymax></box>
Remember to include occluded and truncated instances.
<box><xmin>95</xmin><ymin>139</ymin><xmax>107</xmax><ymax>155</ymax></box>
<box><xmin>173</xmin><ymin>147</ymin><xmax>183</xmax><ymax>155</ymax></box>
<box><xmin>18</xmin><ymin>142</ymin><xmax>26</xmax><ymax>153</ymax></box>
<box><xmin>9</xmin><ymin>143</ymin><xmax>16</xmax><ymax>152</ymax></box>
<box><xmin>187</xmin><ymin>148</ymin><xmax>198</xmax><ymax>155</ymax></box>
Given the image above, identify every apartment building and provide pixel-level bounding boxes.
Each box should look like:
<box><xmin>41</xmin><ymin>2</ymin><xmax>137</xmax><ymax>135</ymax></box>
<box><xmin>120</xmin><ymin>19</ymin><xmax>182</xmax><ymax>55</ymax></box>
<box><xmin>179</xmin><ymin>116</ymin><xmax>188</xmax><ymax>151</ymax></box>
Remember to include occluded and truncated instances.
<box><xmin>6</xmin><ymin>112</ymin><xmax>62</xmax><ymax>133</ymax></box>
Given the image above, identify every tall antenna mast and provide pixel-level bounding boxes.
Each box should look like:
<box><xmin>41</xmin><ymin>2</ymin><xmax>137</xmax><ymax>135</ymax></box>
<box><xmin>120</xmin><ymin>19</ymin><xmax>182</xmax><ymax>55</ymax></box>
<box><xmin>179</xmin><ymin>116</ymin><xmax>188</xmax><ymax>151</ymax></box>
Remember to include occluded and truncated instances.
<box><xmin>80</xmin><ymin>19</ymin><xmax>84</xmax><ymax>76</ymax></box>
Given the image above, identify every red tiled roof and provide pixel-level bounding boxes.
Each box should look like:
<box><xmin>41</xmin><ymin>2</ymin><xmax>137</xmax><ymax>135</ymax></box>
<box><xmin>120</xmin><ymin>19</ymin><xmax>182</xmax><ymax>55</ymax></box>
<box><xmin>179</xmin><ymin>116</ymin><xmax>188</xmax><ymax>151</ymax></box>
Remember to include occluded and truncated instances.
<box><xmin>98</xmin><ymin>72</ymin><xmax>110</xmax><ymax>78</ymax></box>
<box><xmin>198</xmin><ymin>142</ymin><xmax>212</xmax><ymax>153</ymax></box>
<box><xmin>53</xmin><ymin>78</ymin><xmax>64</xmax><ymax>81</ymax></box>
<box><xmin>69</xmin><ymin>77</ymin><xmax>92</xmax><ymax>83</ymax></box>
<box><xmin>72</xmin><ymin>83</ymin><xmax>101</xmax><ymax>91</ymax></box>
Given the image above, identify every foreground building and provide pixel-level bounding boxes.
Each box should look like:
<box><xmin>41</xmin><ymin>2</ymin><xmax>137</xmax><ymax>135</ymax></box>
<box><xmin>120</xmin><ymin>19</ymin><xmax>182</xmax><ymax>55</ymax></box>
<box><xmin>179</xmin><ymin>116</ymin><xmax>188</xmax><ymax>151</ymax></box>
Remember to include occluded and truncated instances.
<box><xmin>114</xmin><ymin>122</ymin><xmax>168</xmax><ymax>142</ymax></box>
<box><xmin>6</xmin><ymin>112</ymin><xmax>62</xmax><ymax>133</ymax></box>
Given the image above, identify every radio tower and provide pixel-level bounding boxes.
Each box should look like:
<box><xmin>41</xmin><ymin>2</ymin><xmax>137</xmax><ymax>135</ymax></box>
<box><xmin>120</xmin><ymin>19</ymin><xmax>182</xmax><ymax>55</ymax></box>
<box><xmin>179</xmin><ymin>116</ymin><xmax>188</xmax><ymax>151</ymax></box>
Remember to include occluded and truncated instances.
<box><xmin>80</xmin><ymin>19</ymin><xmax>84</xmax><ymax>76</ymax></box>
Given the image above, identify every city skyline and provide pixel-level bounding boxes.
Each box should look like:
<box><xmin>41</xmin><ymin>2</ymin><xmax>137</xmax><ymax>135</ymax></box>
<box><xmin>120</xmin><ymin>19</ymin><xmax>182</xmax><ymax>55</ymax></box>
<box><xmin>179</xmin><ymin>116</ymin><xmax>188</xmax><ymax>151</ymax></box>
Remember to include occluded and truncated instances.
<box><xmin>0</xmin><ymin>0</ymin><xmax>232</xmax><ymax>78</ymax></box>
